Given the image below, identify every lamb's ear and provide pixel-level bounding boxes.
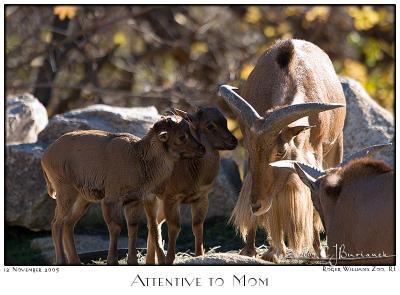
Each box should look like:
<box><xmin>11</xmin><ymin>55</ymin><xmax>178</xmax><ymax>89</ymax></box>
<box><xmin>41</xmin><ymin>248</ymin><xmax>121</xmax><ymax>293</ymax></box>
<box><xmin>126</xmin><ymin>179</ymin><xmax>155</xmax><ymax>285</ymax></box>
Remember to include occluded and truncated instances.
<box><xmin>165</xmin><ymin>110</ymin><xmax>176</xmax><ymax>116</ymax></box>
<box><xmin>173</xmin><ymin>108</ymin><xmax>189</xmax><ymax>119</ymax></box>
<box><xmin>158</xmin><ymin>131</ymin><xmax>169</xmax><ymax>142</ymax></box>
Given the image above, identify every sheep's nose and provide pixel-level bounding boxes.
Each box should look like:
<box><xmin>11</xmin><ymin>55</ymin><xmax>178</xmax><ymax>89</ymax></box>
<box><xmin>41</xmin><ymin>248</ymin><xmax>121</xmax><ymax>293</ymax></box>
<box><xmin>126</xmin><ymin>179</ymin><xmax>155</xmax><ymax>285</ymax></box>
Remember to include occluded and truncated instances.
<box><xmin>231</xmin><ymin>136</ymin><xmax>238</xmax><ymax>146</ymax></box>
<box><xmin>199</xmin><ymin>145</ymin><xmax>206</xmax><ymax>154</ymax></box>
<box><xmin>251</xmin><ymin>202</ymin><xmax>261</xmax><ymax>214</ymax></box>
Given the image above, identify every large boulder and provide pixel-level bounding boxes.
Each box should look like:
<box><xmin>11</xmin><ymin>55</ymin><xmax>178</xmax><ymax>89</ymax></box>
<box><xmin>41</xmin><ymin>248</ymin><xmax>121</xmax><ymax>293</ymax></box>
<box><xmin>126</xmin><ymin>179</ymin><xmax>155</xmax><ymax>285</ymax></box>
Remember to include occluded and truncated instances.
<box><xmin>6</xmin><ymin>143</ymin><xmax>50</xmax><ymax>231</ymax></box>
<box><xmin>341</xmin><ymin>77</ymin><xmax>394</xmax><ymax>166</ymax></box>
<box><xmin>38</xmin><ymin>104</ymin><xmax>160</xmax><ymax>143</ymax></box>
<box><xmin>6</xmin><ymin>103</ymin><xmax>242</xmax><ymax>231</ymax></box>
<box><xmin>6</xmin><ymin>93</ymin><xmax>48</xmax><ymax>144</ymax></box>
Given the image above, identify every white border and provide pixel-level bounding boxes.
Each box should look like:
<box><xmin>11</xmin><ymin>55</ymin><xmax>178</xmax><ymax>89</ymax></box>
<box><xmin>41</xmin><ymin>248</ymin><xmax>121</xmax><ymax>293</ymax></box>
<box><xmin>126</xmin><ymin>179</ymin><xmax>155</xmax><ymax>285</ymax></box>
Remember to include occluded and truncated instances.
<box><xmin>1</xmin><ymin>2</ymin><xmax>398</xmax><ymax>294</ymax></box>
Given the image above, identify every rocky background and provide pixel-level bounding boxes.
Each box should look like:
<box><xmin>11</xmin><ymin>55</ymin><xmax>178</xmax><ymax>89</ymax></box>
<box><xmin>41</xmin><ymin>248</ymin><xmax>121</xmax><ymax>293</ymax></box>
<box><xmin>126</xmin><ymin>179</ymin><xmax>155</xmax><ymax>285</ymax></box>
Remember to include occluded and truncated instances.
<box><xmin>5</xmin><ymin>76</ymin><xmax>394</xmax><ymax>265</ymax></box>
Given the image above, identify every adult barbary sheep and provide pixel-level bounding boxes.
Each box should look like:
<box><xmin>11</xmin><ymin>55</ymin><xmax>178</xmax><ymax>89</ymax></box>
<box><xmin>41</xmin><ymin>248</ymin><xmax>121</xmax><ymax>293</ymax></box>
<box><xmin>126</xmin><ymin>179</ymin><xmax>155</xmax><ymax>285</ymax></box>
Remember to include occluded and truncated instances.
<box><xmin>41</xmin><ymin>117</ymin><xmax>205</xmax><ymax>265</ymax></box>
<box><xmin>219</xmin><ymin>39</ymin><xmax>346</xmax><ymax>262</ymax></box>
<box><xmin>270</xmin><ymin>144</ymin><xmax>394</xmax><ymax>264</ymax></box>
<box><xmin>145</xmin><ymin>107</ymin><xmax>238</xmax><ymax>264</ymax></box>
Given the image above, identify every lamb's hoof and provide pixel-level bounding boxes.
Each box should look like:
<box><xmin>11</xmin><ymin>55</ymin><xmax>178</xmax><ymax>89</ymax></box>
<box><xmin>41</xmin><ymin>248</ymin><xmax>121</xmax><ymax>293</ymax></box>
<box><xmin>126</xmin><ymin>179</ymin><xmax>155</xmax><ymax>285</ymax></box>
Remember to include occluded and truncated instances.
<box><xmin>261</xmin><ymin>250</ymin><xmax>280</xmax><ymax>263</ymax></box>
<box><xmin>239</xmin><ymin>246</ymin><xmax>257</xmax><ymax>257</ymax></box>
<box><xmin>127</xmin><ymin>259</ymin><xmax>138</xmax><ymax>265</ymax></box>
<box><xmin>157</xmin><ymin>256</ymin><xmax>166</xmax><ymax>265</ymax></box>
<box><xmin>165</xmin><ymin>255</ymin><xmax>175</xmax><ymax>265</ymax></box>
<box><xmin>68</xmin><ymin>259</ymin><xmax>82</xmax><ymax>266</ymax></box>
<box><xmin>106</xmin><ymin>259</ymin><xmax>119</xmax><ymax>266</ymax></box>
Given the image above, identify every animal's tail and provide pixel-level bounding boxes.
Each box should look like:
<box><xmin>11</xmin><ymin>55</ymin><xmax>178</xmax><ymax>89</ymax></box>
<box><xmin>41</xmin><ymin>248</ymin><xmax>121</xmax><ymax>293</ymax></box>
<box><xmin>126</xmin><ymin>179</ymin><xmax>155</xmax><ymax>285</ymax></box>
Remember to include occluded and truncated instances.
<box><xmin>42</xmin><ymin>167</ymin><xmax>56</xmax><ymax>199</ymax></box>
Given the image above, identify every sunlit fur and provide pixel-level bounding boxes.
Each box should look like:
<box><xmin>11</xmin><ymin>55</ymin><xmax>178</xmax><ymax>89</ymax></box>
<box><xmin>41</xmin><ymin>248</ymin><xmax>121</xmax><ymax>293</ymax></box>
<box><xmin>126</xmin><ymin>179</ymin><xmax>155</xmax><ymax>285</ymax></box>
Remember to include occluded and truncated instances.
<box><xmin>41</xmin><ymin>117</ymin><xmax>204</xmax><ymax>265</ymax></box>
<box><xmin>227</xmin><ymin>39</ymin><xmax>346</xmax><ymax>262</ymax></box>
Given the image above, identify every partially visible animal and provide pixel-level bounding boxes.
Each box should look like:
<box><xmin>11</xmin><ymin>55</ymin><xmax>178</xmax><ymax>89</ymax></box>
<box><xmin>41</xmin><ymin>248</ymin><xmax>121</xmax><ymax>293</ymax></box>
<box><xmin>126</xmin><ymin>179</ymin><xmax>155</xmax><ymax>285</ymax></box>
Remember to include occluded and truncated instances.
<box><xmin>145</xmin><ymin>107</ymin><xmax>238</xmax><ymax>264</ymax></box>
<box><xmin>219</xmin><ymin>39</ymin><xmax>346</xmax><ymax>262</ymax></box>
<box><xmin>270</xmin><ymin>144</ymin><xmax>394</xmax><ymax>264</ymax></box>
<box><xmin>41</xmin><ymin>117</ymin><xmax>205</xmax><ymax>265</ymax></box>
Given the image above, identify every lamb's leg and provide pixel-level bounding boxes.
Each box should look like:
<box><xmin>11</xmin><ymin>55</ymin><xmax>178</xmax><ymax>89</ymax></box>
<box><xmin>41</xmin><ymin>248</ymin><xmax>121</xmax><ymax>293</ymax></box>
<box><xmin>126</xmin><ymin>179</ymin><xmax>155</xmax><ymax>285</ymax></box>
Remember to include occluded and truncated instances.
<box><xmin>51</xmin><ymin>185</ymin><xmax>77</xmax><ymax>265</ymax></box>
<box><xmin>101</xmin><ymin>198</ymin><xmax>122</xmax><ymax>265</ymax></box>
<box><xmin>146</xmin><ymin>197</ymin><xmax>165</xmax><ymax>265</ymax></box>
<box><xmin>123</xmin><ymin>200</ymin><xmax>143</xmax><ymax>265</ymax></box>
<box><xmin>191</xmin><ymin>195</ymin><xmax>208</xmax><ymax>256</ymax></box>
<box><xmin>51</xmin><ymin>205</ymin><xmax>67</xmax><ymax>265</ymax></box>
<box><xmin>239</xmin><ymin>223</ymin><xmax>257</xmax><ymax>257</ymax></box>
<box><xmin>164</xmin><ymin>197</ymin><xmax>181</xmax><ymax>265</ymax></box>
<box><xmin>63</xmin><ymin>197</ymin><xmax>90</xmax><ymax>265</ymax></box>
<box><xmin>144</xmin><ymin>196</ymin><xmax>165</xmax><ymax>264</ymax></box>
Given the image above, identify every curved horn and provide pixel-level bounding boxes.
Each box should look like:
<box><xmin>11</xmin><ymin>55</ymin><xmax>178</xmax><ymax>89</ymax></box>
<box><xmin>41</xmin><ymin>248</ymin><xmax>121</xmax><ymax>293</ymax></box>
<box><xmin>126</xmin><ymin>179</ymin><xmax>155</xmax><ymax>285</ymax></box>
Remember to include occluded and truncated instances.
<box><xmin>270</xmin><ymin>160</ymin><xmax>325</xmax><ymax>180</ymax></box>
<box><xmin>218</xmin><ymin>84</ymin><xmax>262</xmax><ymax>127</ymax></box>
<box><xmin>293</xmin><ymin>162</ymin><xmax>319</xmax><ymax>191</ymax></box>
<box><xmin>262</xmin><ymin>103</ymin><xmax>345</xmax><ymax>134</ymax></box>
<box><xmin>341</xmin><ymin>142</ymin><xmax>392</xmax><ymax>167</ymax></box>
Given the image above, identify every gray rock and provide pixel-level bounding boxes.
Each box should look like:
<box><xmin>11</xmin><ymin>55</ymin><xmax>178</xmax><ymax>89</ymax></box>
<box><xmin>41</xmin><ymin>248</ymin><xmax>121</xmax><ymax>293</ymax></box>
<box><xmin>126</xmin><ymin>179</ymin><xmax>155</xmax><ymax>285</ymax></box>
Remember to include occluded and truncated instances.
<box><xmin>176</xmin><ymin>253</ymin><xmax>273</xmax><ymax>265</ymax></box>
<box><xmin>6</xmin><ymin>93</ymin><xmax>48</xmax><ymax>144</ymax></box>
<box><xmin>31</xmin><ymin>234</ymin><xmax>146</xmax><ymax>264</ymax></box>
<box><xmin>341</xmin><ymin>77</ymin><xmax>394</xmax><ymax>166</ymax></box>
<box><xmin>38</xmin><ymin>104</ymin><xmax>160</xmax><ymax>144</ymax></box>
<box><xmin>5</xmin><ymin>143</ymin><xmax>52</xmax><ymax>231</ymax></box>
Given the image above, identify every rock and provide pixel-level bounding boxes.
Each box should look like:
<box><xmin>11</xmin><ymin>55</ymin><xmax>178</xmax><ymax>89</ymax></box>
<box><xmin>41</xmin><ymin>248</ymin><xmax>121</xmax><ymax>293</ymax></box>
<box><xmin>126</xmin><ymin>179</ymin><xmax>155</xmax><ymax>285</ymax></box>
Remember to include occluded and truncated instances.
<box><xmin>38</xmin><ymin>104</ymin><xmax>160</xmax><ymax>144</ymax></box>
<box><xmin>6</xmin><ymin>143</ymin><xmax>112</xmax><ymax>231</ymax></box>
<box><xmin>5</xmin><ymin>143</ymin><xmax>51</xmax><ymax>231</ymax></box>
<box><xmin>6</xmin><ymin>93</ymin><xmax>48</xmax><ymax>144</ymax></box>
<box><xmin>175</xmin><ymin>253</ymin><xmax>273</xmax><ymax>265</ymax></box>
<box><xmin>340</xmin><ymin>77</ymin><xmax>394</xmax><ymax>166</ymax></box>
<box><xmin>31</xmin><ymin>234</ymin><xmax>146</xmax><ymax>264</ymax></box>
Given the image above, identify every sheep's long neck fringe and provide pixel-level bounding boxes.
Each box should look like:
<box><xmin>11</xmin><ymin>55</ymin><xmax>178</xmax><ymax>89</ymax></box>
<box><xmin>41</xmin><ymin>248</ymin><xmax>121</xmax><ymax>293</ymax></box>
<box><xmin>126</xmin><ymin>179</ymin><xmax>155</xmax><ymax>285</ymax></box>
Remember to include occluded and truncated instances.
<box><xmin>230</xmin><ymin>174</ymin><xmax>314</xmax><ymax>255</ymax></box>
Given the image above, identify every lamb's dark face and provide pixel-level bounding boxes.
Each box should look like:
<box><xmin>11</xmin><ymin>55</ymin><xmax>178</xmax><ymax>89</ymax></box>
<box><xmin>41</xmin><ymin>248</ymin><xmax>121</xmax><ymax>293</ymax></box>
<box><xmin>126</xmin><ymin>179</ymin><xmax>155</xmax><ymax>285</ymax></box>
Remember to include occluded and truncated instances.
<box><xmin>312</xmin><ymin>171</ymin><xmax>343</xmax><ymax>229</ymax></box>
<box><xmin>156</xmin><ymin>118</ymin><xmax>205</xmax><ymax>160</ymax></box>
<box><xmin>194</xmin><ymin>107</ymin><xmax>238</xmax><ymax>151</ymax></box>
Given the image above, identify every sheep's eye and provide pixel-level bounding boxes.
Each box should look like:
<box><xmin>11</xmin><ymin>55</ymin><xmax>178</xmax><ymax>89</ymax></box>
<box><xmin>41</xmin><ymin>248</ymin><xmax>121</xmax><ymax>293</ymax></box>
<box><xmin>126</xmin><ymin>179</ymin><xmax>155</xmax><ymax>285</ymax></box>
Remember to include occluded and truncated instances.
<box><xmin>177</xmin><ymin>134</ymin><xmax>186</xmax><ymax>143</ymax></box>
<box><xmin>206</xmin><ymin>123</ymin><xmax>215</xmax><ymax>130</ymax></box>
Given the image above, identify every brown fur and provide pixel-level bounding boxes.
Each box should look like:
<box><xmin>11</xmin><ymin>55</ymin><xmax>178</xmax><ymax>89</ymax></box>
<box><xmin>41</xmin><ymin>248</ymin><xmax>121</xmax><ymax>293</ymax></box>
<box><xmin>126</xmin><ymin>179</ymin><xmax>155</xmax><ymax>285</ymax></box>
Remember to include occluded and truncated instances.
<box><xmin>41</xmin><ymin>117</ymin><xmax>205</xmax><ymax>265</ymax></box>
<box><xmin>313</xmin><ymin>159</ymin><xmax>394</xmax><ymax>264</ymax></box>
<box><xmin>229</xmin><ymin>39</ymin><xmax>346</xmax><ymax>261</ymax></box>
<box><xmin>144</xmin><ymin>108</ymin><xmax>238</xmax><ymax>264</ymax></box>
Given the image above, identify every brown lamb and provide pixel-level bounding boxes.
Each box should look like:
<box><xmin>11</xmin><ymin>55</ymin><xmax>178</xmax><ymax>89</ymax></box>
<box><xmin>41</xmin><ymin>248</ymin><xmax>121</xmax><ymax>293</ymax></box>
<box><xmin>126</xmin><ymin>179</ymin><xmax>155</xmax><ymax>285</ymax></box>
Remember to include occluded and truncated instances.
<box><xmin>41</xmin><ymin>117</ymin><xmax>205</xmax><ymax>265</ymax></box>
